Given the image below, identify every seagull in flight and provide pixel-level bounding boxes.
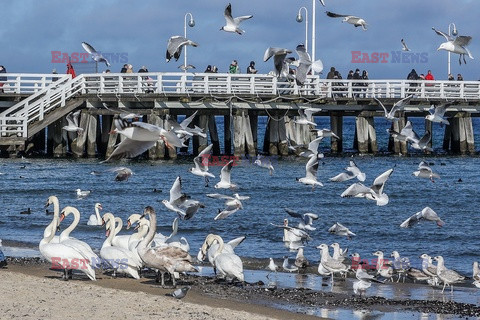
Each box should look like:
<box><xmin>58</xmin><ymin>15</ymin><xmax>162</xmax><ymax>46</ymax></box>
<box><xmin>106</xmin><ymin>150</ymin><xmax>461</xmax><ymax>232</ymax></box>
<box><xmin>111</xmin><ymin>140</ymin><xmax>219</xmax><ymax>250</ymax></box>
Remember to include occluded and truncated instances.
<box><xmin>162</xmin><ymin>176</ymin><xmax>205</xmax><ymax>220</ymax></box>
<box><xmin>62</xmin><ymin>110</ymin><xmax>83</xmax><ymax>134</ymax></box>
<box><xmin>81</xmin><ymin>42</ymin><xmax>110</xmax><ymax>67</ymax></box>
<box><xmin>296</xmin><ymin>152</ymin><xmax>323</xmax><ymax>189</ymax></box>
<box><xmin>108</xmin><ymin>167</ymin><xmax>134</xmax><ymax>182</ymax></box>
<box><xmin>189</xmin><ymin>144</ymin><xmax>215</xmax><ymax>186</ymax></box>
<box><xmin>373</xmin><ymin>95</ymin><xmax>413</xmax><ymax>122</ymax></box>
<box><xmin>220</xmin><ymin>3</ymin><xmax>253</xmax><ymax>35</ymax></box>
<box><xmin>413</xmin><ymin>161</ymin><xmax>440</xmax><ymax>182</ymax></box>
<box><xmin>400</xmin><ymin>207</ymin><xmax>444</xmax><ymax>228</ymax></box>
<box><xmin>254</xmin><ymin>155</ymin><xmax>275</xmax><ymax>175</ymax></box>
<box><xmin>263</xmin><ymin>47</ymin><xmax>293</xmax><ymax>77</ymax></box>
<box><xmin>166</xmin><ymin>36</ymin><xmax>198</xmax><ymax>62</ymax></box>
<box><xmin>341</xmin><ymin>168</ymin><xmax>394</xmax><ymax>206</ymax></box>
<box><xmin>401</xmin><ymin>39</ymin><xmax>410</xmax><ymax>51</ymax></box>
<box><xmin>284</xmin><ymin>208</ymin><xmax>319</xmax><ymax>231</ymax></box>
<box><xmin>329</xmin><ymin>160</ymin><xmax>366</xmax><ymax>182</ymax></box>
<box><xmin>328</xmin><ymin>222</ymin><xmax>356</xmax><ymax>239</ymax></box>
<box><xmin>294</xmin><ymin>108</ymin><xmax>319</xmax><ymax>126</ymax></box>
<box><xmin>214</xmin><ymin>160</ymin><xmax>237</xmax><ymax>189</ymax></box>
<box><xmin>425</xmin><ymin>104</ymin><xmax>450</xmax><ymax>126</ymax></box>
<box><xmin>326</xmin><ymin>11</ymin><xmax>368</xmax><ymax>31</ymax></box>
<box><xmin>178</xmin><ymin>64</ymin><xmax>196</xmax><ymax>71</ymax></box>
<box><xmin>432</xmin><ymin>27</ymin><xmax>473</xmax><ymax>65</ymax></box>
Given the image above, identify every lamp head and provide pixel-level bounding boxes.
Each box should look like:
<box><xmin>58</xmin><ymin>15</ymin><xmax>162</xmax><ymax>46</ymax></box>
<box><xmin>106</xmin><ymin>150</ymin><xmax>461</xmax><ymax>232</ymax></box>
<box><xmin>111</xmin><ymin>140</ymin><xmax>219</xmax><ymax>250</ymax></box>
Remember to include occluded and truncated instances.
<box><xmin>296</xmin><ymin>13</ymin><xmax>303</xmax><ymax>23</ymax></box>
<box><xmin>188</xmin><ymin>19</ymin><xmax>195</xmax><ymax>28</ymax></box>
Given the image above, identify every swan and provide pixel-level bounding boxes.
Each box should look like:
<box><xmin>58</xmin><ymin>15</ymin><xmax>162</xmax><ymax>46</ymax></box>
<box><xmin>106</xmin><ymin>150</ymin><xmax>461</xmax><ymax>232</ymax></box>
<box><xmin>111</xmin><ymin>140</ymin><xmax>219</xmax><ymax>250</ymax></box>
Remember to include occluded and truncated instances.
<box><xmin>197</xmin><ymin>235</ymin><xmax>246</xmax><ymax>274</ymax></box>
<box><xmin>137</xmin><ymin>206</ymin><xmax>197</xmax><ymax>287</ymax></box>
<box><xmin>127</xmin><ymin>213</ymin><xmax>166</xmax><ymax>247</ymax></box>
<box><xmin>100</xmin><ymin>212</ymin><xmax>141</xmax><ymax>279</ymax></box>
<box><xmin>199</xmin><ymin>234</ymin><xmax>244</xmax><ymax>282</ymax></box>
<box><xmin>126</xmin><ymin>218</ymin><xmax>150</xmax><ymax>267</ymax></box>
<box><xmin>59</xmin><ymin>206</ymin><xmax>99</xmax><ymax>263</ymax></box>
<box><xmin>110</xmin><ymin>216</ymin><xmax>131</xmax><ymax>250</ymax></box>
<box><xmin>39</xmin><ymin>211</ymin><xmax>96</xmax><ymax>281</ymax></box>
<box><xmin>44</xmin><ymin>196</ymin><xmax>62</xmax><ymax>243</ymax></box>
<box><xmin>155</xmin><ymin>217</ymin><xmax>190</xmax><ymax>252</ymax></box>
<box><xmin>87</xmin><ymin>203</ymin><xmax>103</xmax><ymax>226</ymax></box>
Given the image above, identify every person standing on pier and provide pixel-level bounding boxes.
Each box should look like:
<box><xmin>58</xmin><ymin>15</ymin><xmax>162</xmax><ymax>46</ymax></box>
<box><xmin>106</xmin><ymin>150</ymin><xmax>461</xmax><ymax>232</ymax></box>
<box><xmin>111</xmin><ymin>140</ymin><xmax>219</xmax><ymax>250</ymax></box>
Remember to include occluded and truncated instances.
<box><xmin>353</xmin><ymin>68</ymin><xmax>361</xmax><ymax>97</ymax></box>
<box><xmin>425</xmin><ymin>70</ymin><xmax>434</xmax><ymax>81</ymax></box>
<box><xmin>66</xmin><ymin>62</ymin><xmax>76</xmax><ymax>78</ymax></box>
<box><xmin>361</xmin><ymin>70</ymin><xmax>369</xmax><ymax>98</ymax></box>
<box><xmin>247</xmin><ymin>61</ymin><xmax>257</xmax><ymax>74</ymax></box>
<box><xmin>0</xmin><ymin>65</ymin><xmax>7</xmax><ymax>93</ymax></box>
<box><xmin>457</xmin><ymin>74</ymin><xmax>463</xmax><ymax>81</ymax></box>
<box><xmin>327</xmin><ymin>67</ymin><xmax>336</xmax><ymax>79</ymax></box>
<box><xmin>229</xmin><ymin>60</ymin><xmax>239</xmax><ymax>74</ymax></box>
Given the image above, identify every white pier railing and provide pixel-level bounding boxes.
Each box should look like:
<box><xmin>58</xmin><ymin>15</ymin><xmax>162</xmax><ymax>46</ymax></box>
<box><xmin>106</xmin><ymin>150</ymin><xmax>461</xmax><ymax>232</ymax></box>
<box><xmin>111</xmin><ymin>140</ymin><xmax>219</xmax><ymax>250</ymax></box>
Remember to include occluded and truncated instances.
<box><xmin>1</xmin><ymin>72</ymin><xmax>480</xmax><ymax>140</ymax></box>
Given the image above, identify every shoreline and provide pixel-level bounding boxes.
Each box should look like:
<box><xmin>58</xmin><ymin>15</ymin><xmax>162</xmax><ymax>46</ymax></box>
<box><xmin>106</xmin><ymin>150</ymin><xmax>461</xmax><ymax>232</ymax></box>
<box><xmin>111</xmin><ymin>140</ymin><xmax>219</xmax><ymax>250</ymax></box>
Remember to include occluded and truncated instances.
<box><xmin>2</xmin><ymin>257</ymin><xmax>480</xmax><ymax>319</ymax></box>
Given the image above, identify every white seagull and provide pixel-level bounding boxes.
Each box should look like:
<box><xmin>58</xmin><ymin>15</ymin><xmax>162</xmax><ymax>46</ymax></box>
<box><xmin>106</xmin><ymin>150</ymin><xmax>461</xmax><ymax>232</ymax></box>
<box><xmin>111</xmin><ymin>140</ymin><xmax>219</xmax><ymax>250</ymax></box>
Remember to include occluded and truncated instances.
<box><xmin>189</xmin><ymin>144</ymin><xmax>215</xmax><ymax>186</ymax></box>
<box><xmin>433</xmin><ymin>256</ymin><xmax>465</xmax><ymax>293</ymax></box>
<box><xmin>341</xmin><ymin>168</ymin><xmax>394</xmax><ymax>206</ymax></box>
<box><xmin>207</xmin><ymin>193</ymin><xmax>249</xmax><ymax>220</ymax></box>
<box><xmin>254</xmin><ymin>155</ymin><xmax>275</xmax><ymax>175</ymax></box>
<box><xmin>220</xmin><ymin>3</ymin><xmax>253</xmax><ymax>35</ymax></box>
<box><xmin>284</xmin><ymin>208</ymin><xmax>319</xmax><ymax>231</ymax></box>
<box><xmin>329</xmin><ymin>160</ymin><xmax>366</xmax><ymax>182</ymax></box>
<box><xmin>432</xmin><ymin>27</ymin><xmax>473</xmax><ymax>65</ymax></box>
<box><xmin>162</xmin><ymin>176</ymin><xmax>205</xmax><ymax>220</ymax></box>
<box><xmin>310</xmin><ymin>128</ymin><xmax>339</xmax><ymax>139</ymax></box>
<box><xmin>401</xmin><ymin>38</ymin><xmax>410</xmax><ymax>52</ymax></box>
<box><xmin>81</xmin><ymin>42</ymin><xmax>110</xmax><ymax>67</ymax></box>
<box><xmin>108</xmin><ymin>167</ymin><xmax>134</xmax><ymax>182</ymax></box>
<box><xmin>400</xmin><ymin>207</ymin><xmax>444</xmax><ymax>228</ymax></box>
<box><xmin>266</xmin><ymin>258</ymin><xmax>279</xmax><ymax>278</ymax></box>
<box><xmin>373</xmin><ymin>95</ymin><xmax>413</xmax><ymax>122</ymax></box>
<box><xmin>214</xmin><ymin>160</ymin><xmax>237</xmax><ymax>189</ymax></box>
<box><xmin>294</xmin><ymin>108</ymin><xmax>319</xmax><ymax>126</ymax></box>
<box><xmin>328</xmin><ymin>222</ymin><xmax>356</xmax><ymax>239</ymax></box>
<box><xmin>412</xmin><ymin>161</ymin><xmax>440</xmax><ymax>182</ymax></box>
<box><xmin>62</xmin><ymin>110</ymin><xmax>83</xmax><ymax>134</ymax></box>
<box><xmin>282</xmin><ymin>256</ymin><xmax>299</xmax><ymax>272</ymax></box>
<box><xmin>407</xmin><ymin>130</ymin><xmax>433</xmax><ymax>152</ymax></box>
<box><xmin>425</xmin><ymin>104</ymin><xmax>450</xmax><ymax>126</ymax></box>
<box><xmin>166</xmin><ymin>36</ymin><xmax>198</xmax><ymax>62</ymax></box>
<box><xmin>296</xmin><ymin>152</ymin><xmax>323</xmax><ymax>189</ymax></box>
<box><xmin>326</xmin><ymin>11</ymin><xmax>368</xmax><ymax>31</ymax></box>
<box><xmin>263</xmin><ymin>47</ymin><xmax>293</xmax><ymax>77</ymax></box>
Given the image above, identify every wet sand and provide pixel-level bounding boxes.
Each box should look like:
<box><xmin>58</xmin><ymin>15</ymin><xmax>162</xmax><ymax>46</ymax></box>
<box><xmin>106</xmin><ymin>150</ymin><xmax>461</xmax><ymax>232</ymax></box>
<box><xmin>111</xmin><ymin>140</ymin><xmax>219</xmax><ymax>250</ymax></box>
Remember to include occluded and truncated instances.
<box><xmin>2</xmin><ymin>258</ymin><xmax>480</xmax><ymax>319</ymax></box>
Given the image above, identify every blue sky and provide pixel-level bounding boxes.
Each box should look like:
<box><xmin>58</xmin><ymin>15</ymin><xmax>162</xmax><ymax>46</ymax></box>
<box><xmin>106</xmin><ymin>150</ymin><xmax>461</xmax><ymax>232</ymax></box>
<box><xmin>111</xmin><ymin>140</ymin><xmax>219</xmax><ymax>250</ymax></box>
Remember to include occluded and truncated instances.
<box><xmin>1</xmin><ymin>0</ymin><xmax>478</xmax><ymax>80</ymax></box>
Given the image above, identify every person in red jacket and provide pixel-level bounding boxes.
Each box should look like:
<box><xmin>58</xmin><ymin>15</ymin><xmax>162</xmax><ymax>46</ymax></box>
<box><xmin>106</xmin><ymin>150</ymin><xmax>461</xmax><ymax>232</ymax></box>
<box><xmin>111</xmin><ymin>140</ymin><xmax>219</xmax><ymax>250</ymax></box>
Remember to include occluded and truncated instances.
<box><xmin>425</xmin><ymin>70</ymin><xmax>434</xmax><ymax>81</ymax></box>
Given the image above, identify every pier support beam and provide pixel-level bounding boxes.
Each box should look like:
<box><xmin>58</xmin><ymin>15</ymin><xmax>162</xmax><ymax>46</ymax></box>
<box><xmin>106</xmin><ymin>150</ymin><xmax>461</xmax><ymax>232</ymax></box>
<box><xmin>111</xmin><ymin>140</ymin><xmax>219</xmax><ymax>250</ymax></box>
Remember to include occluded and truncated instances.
<box><xmin>208</xmin><ymin>115</ymin><xmax>221</xmax><ymax>155</ymax></box>
<box><xmin>424</xmin><ymin>118</ymin><xmax>433</xmax><ymax>155</ymax></box>
<box><xmin>354</xmin><ymin>113</ymin><xmax>377</xmax><ymax>154</ymax></box>
<box><xmin>192</xmin><ymin>114</ymin><xmax>208</xmax><ymax>155</ymax></box>
<box><xmin>47</xmin><ymin>118</ymin><xmax>67</xmax><ymax>157</ymax></box>
<box><xmin>330</xmin><ymin>112</ymin><xmax>343</xmax><ymax>154</ymax></box>
<box><xmin>443</xmin><ymin>112</ymin><xmax>475</xmax><ymax>154</ymax></box>
<box><xmin>233</xmin><ymin>110</ymin><xmax>256</xmax><ymax>157</ymax></box>
<box><xmin>224</xmin><ymin>115</ymin><xmax>232</xmax><ymax>155</ymax></box>
<box><xmin>264</xmin><ymin>112</ymin><xmax>288</xmax><ymax>156</ymax></box>
<box><xmin>388</xmin><ymin>114</ymin><xmax>408</xmax><ymax>155</ymax></box>
<box><xmin>147</xmin><ymin>112</ymin><xmax>165</xmax><ymax>160</ymax></box>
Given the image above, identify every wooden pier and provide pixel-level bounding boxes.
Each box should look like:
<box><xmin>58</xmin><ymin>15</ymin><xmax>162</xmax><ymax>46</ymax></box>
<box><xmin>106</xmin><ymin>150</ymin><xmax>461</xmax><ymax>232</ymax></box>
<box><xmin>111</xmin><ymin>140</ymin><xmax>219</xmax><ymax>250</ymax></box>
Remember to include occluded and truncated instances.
<box><xmin>1</xmin><ymin>72</ymin><xmax>479</xmax><ymax>158</ymax></box>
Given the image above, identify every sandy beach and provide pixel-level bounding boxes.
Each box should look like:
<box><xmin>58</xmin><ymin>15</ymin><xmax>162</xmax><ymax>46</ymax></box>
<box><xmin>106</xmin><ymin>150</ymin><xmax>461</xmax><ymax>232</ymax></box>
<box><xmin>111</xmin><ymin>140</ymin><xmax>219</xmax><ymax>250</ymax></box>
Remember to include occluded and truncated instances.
<box><xmin>2</xmin><ymin>258</ymin><xmax>480</xmax><ymax>319</ymax></box>
<box><xmin>0</xmin><ymin>260</ymin><xmax>319</xmax><ymax>320</ymax></box>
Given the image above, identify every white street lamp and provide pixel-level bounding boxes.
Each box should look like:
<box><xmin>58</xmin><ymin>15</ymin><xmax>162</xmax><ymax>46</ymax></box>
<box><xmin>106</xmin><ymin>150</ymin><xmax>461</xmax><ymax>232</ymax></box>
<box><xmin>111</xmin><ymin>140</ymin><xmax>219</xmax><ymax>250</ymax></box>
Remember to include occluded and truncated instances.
<box><xmin>184</xmin><ymin>12</ymin><xmax>195</xmax><ymax>72</ymax></box>
<box><xmin>296</xmin><ymin>7</ymin><xmax>308</xmax><ymax>53</ymax></box>
<box><xmin>448</xmin><ymin>22</ymin><xmax>458</xmax><ymax>77</ymax></box>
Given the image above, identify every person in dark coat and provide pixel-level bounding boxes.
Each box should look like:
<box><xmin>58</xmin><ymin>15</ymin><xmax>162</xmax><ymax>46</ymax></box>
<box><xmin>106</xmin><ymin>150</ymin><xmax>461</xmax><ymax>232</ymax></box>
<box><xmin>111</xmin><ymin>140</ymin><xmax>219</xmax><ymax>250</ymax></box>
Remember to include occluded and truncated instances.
<box><xmin>352</xmin><ymin>68</ymin><xmax>361</xmax><ymax>97</ymax></box>
<box><xmin>407</xmin><ymin>68</ymin><xmax>419</xmax><ymax>92</ymax></box>
<box><xmin>326</xmin><ymin>67</ymin><xmax>336</xmax><ymax>79</ymax></box>
<box><xmin>246</xmin><ymin>61</ymin><xmax>257</xmax><ymax>74</ymax></box>
<box><xmin>0</xmin><ymin>65</ymin><xmax>7</xmax><ymax>93</ymax></box>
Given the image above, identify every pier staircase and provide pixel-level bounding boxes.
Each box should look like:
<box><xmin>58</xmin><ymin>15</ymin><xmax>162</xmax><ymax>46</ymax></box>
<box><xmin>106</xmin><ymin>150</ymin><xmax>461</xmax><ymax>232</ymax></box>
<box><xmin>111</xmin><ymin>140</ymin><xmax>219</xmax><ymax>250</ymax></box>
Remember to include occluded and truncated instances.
<box><xmin>0</xmin><ymin>75</ymin><xmax>85</xmax><ymax>148</ymax></box>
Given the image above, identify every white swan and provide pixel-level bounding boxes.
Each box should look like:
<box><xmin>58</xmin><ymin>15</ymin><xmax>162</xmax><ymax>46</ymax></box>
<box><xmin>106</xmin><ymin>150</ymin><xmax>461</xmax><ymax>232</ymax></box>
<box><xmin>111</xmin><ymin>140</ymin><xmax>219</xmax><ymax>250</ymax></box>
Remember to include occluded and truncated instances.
<box><xmin>39</xmin><ymin>210</ymin><xmax>96</xmax><ymax>281</ymax></box>
<box><xmin>127</xmin><ymin>213</ymin><xmax>166</xmax><ymax>247</ymax></box>
<box><xmin>199</xmin><ymin>234</ymin><xmax>244</xmax><ymax>282</ymax></box>
<box><xmin>59</xmin><ymin>206</ymin><xmax>99</xmax><ymax>263</ymax></box>
<box><xmin>44</xmin><ymin>196</ymin><xmax>61</xmax><ymax>243</ymax></box>
<box><xmin>87</xmin><ymin>203</ymin><xmax>103</xmax><ymax>226</ymax></box>
<box><xmin>110</xmin><ymin>217</ymin><xmax>131</xmax><ymax>250</ymax></box>
<box><xmin>156</xmin><ymin>217</ymin><xmax>190</xmax><ymax>252</ymax></box>
<box><xmin>100</xmin><ymin>212</ymin><xmax>141</xmax><ymax>279</ymax></box>
<box><xmin>197</xmin><ymin>235</ymin><xmax>246</xmax><ymax>274</ymax></box>
<box><xmin>137</xmin><ymin>206</ymin><xmax>197</xmax><ymax>287</ymax></box>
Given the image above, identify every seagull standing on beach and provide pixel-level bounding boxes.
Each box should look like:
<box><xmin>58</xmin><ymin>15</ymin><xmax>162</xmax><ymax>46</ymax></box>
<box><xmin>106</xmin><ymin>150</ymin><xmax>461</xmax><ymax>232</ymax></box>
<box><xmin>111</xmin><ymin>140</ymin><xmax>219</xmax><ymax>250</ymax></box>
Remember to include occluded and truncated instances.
<box><xmin>166</xmin><ymin>36</ymin><xmax>198</xmax><ymax>62</ymax></box>
<box><xmin>433</xmin><ymin>256</ymin><xmax>465</xmax><ymax>293</ymax></box>
<box><xmin>81</xmin><ymin>42</ymin><xmax>110</xmax><ymax>67</ymax></box>
<box><xmin>413</xmin><ymin>161</ymin><xmax>440</xmax><ymax>182</ymax></box>
<box><xmin>432</xmin><ymin>27</ymin><xmax>473</xmax><ymax>65</ymax></box>
<box><xmin>62</xmin><ymin>110</ymin><xmax>83</xmax><ymax>134</ymax></box>
<box><xmin>425</xmin><ymin>104</ymin><xmax>450</xmax><ymax>126</ymax></box>
<box><xmin>374</xmin><ymin>95</ymin><xmax>413</xmax><ymax>122</ymax></box>
<box><xmin>282</xmin><ymin>256</ymin><xmax>299</xmax><ymax>272</ymax></box>
<box><xmin>400</xmin><ymin>207</ymin><xmax>444</xmax><ymax>228</ymax></box>
<box><xmin>326</xmin><ymin>11</ymin><xmax>368</xmax><ymax>30</ymax></box>
<box><xmin>220</xmin><ymin>3</ymin><xmax>253</xmax><ymax>35</ymax></box>
<box><xmin>401</xmin><ymin>39</ymin><xmax>410</xmax><ymax>51</ymax></box>
<box><xmin>372</xmin><ymin>251</ymin><xmax>394</xmax><ymax>281</ymax></box>
<box><xmin>266</xmin><ymin>258</ymin><xmax>279</xmax><ymax>278</ymax></box>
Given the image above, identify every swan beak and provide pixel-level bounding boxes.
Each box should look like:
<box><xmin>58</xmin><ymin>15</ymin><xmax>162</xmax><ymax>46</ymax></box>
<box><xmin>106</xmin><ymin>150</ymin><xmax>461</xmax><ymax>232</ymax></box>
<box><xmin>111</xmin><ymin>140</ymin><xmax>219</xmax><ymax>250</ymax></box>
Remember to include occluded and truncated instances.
<box><xmin>105</xmin><ymin>229</ymin><xmax>110</xmax><ymax>237</ymax></box>
<box><xmin>126</xmin><ymin>220</ymin><xmax>131</xmax><ymax>230</ymax></box>
<box><xmin>101</xmin><ymin>218</ymin><xmax>106</xmax><ymax>226</ymax></box>
<box><xmin>59</xmin><ymin>212</ymin><xmax>66</xmax><ymax>222</ymax></box>
<box><xmin>56</xmin><ymin>226</ymin><xmax>61</xmax><ymax>232</ymax></box>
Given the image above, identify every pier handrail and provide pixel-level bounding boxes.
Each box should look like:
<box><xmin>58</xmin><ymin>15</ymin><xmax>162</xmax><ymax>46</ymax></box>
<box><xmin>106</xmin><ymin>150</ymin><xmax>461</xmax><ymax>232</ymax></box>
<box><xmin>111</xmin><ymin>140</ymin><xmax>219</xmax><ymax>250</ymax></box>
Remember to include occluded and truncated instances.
<box><xmin>1</xmin><ymin>72</ymin><xmax>480</xmax><ymax>140</ymax></box>
<box><xmin>0</xmin><ymin>73</ymin><xmax>67</xmax><ymax>94</ymax></box>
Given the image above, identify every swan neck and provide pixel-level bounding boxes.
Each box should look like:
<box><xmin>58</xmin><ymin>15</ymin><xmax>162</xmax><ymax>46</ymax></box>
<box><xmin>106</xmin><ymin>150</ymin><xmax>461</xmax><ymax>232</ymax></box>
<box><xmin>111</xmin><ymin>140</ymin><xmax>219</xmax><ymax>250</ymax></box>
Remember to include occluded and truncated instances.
<box><xmin>114</xmin><ymin>218</ymin><xmax>123</xmax><ymax>236</ymax></box>
<box><xmin>105</xmin><ymin>214</ymin><xmax>116</xmax><ymax>246</ymax></box>
<box><xmin>139</xmin><ymin>211</ymin><xmax>156</xmax><ymax>249</ymax></box>
<box><xmin>95</xmin><ymin>206</ymin><xmax>101</xmax><ymax>220</ymax></box>
<box><xmin>60</xmin><ymin>207</ymin><xmax>79</xmax><ymax>241</ymax></box>
<box><xmin>213</xmin><ymin>235</ymin><xmax>224</xmax><ymax>258</ymax></box>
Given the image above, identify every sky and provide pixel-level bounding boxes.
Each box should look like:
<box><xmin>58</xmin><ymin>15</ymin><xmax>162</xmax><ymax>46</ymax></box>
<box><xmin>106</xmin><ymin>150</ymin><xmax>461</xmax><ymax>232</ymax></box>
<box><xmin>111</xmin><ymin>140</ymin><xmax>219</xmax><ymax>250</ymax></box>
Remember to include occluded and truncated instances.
<box><xmin>1</xmin><ymin>0</ymin><xmax>479</xmax><ymax>80</ymax></box>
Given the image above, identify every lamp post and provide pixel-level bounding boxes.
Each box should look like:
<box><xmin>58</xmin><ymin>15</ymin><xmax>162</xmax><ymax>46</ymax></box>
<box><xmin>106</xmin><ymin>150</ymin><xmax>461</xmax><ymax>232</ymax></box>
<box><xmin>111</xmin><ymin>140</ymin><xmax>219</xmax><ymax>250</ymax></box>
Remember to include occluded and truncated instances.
<box><xmin>296</xmin><ymin>1</ymin><xmax>316</xmax><ymax>62</ymax></box>
<box><xmin>447</xmin><ymin>22</ymin><xmax>458</xmax><ymax>77</ymax></box>
<box><xmin>296</xmin><ymin>7</ymin><xmax>308</xmax><ymax>54</ymax></box>
<box><xmin>184</xmin><ymin>12</ymin><xmax>195</xmax><ymax>72</ymax></box>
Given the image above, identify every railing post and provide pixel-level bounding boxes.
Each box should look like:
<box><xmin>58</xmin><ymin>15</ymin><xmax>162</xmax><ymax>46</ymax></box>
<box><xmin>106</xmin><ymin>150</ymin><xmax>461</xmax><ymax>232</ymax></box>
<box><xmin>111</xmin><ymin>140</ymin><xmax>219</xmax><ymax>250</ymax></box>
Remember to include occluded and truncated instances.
<box><xmin>227</xmin><ymin>75</ymin><xmax>232</xmax><ymax>94</ymax></box>
<box><xmin>15</xmin><ymin>76</ymin><xmax>21</xmax><ymax>94</ymax></box>
<box><xmin>250</xmin><ymin>75</ymin><xmax>255</xmax><ymax>95</ymax></box>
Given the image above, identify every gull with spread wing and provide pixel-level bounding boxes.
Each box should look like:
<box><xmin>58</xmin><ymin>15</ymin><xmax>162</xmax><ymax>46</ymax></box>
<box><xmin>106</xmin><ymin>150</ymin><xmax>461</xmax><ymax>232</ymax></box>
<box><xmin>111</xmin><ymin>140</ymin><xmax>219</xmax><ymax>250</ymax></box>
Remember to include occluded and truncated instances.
<box><xmin>326</xmin><ymin>11</ymin><xmax>368</xmax><ymax>31</ymax></box>
<box><xmin>81</xmin><ymin>42</ymin><xmax>110</xmax><ymax>67</ymax></box>
<box><xmin>296</xmin><ymin>152</ymin><xmax>323</xmax><ymax>189</ymax></box>
<box><xmin>220</xmin><ymin>3</ymin><xmax>253</xmax><ymax>35</ymax></box>
<box><xmin>166</xmin><ymin>36</ymin><xmax>198</xmax><ymax>62</ymax></box>
<box><xmin>62</xmin><ymin>110</ymin><xmax>83</xmax><ymax>134</ymax></box>
<box><xmin>263</xmin><ymin>47</ymin><xmax>293</xmax><ymax>77</ymax></box>
<box><xmin>162</xmin><ymin>176</ymin><xmax>204</xmax><ymax>220</ymax></box>
<box><xmin>374</xmin><ymin>95</ymin><xmax>413</xmax><ymax>121</ymax></box>
<box><xmin>189</xmin><ymin>144</ymin><xmax>215</xmax><ymax>186</ymax></box>
<box><xmin>341</xmin><ymin>168</ymin><xmax>394</xmax><ymax>206</ymax></box>
<box><xmin>329</xmin><ymin>160</ymin><xmax>366</xmax><ymax>182</ymax></box>
<box><xmin>432</xmin><ymin>27</ymin><xmax>473</xmax><ymax>65</ymax></box>
<box><xmin>284</xmin><ymin>208</ymin><xmax>319</xmax><ymax>231</ymax></box>
<box><xmin>400</xmin><ymin>207</ymin><xmax>444</xmax><ymax>228</ymax></box>
<box><xmin>413</xmin><ymin>161</ymin><xmax>440</xmax><ymax>182</ymax></box>
<box><xmin>425</xmin><ymin>104</ymin><xmax>450</xmax><ymax>126</ymax></box>
<box><xmin>214</xmin><ymin>160</ymin><xmax>237</xmax><ymax>189</ymax></box>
